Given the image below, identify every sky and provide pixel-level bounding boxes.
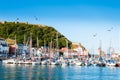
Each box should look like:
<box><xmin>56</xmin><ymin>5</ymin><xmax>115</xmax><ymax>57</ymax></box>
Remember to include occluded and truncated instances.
<box><xmin>0</xmin><ymin>0</ymin><xmax>120</xmax><ymax>54</ymax></box>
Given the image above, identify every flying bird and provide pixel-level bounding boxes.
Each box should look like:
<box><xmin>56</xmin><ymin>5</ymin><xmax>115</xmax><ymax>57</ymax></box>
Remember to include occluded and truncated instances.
<box><xmin>107</xmin><ymin>29</ymin><xmax>111</xmax><ymax>31</ymax></box>
<box><xmin>93</xmin><ymin>33</ymin><xmax>97</xmax><ymax>37</ymax></box>
<box><xmin>16</xmin><ymin>18</ymin><xmax>19</xmax><ymax>20</ymax></box>
<box><xmin>107</xmin><ymin>27</ymin><xmax>113</xmax><ymax>31</ymax></box>
<box><xmin>34</xmin><ymin>16</ymin><xmax>38</xmax><ymax>20</ymax></box>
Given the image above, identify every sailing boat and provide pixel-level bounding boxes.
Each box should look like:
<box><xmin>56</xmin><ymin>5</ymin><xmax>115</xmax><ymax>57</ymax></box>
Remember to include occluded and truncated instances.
<box><xmin>19</xmin><ymin>33</ymin><xmax>40</xmax><ymax>65</ymax></box>
<box><xmin>106</xmin><ymin>47</ymin><xmax>116</xmax><ymax>67</ymax></box>
<box><xmin>41</xmin><ymin>40</ymin><xmax>47</xmax><ymax>65</ymax></box>
<box><xmin>50</xmin><ymin>32</ymin><xmax>62</xmax><ymax>65</ymax></box>
<box><xmin>96</xmin><ymin>40</ymin><xmax>106</xmax><ymax>67</ymax></box>
<box><xmin>30</xmin><ymin>35</ymin><xmax>41</xmax><ymax>65</ymax></box>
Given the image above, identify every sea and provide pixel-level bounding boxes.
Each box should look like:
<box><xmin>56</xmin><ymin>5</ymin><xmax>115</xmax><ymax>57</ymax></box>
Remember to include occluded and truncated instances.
<box><xmin>0</xmin><ymin>61</ymin><xmax>120</xmax><ymax>80</ymax></box>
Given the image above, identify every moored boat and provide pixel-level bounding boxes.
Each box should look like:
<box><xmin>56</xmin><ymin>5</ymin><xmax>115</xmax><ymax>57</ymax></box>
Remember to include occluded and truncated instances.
<box><xmin>106</xmin><ymin>59</ymin><xmax>116</xmax><ymax>67</ymax></box>
<box><xmin>2</xmin><ymin>59</ymin><xmax>16</xmax><ymax>64</ymax></box>
<box><xmin>115</xmin><ymin>62</ymin><xmax>120</xmax><ymax>67</ymax></box>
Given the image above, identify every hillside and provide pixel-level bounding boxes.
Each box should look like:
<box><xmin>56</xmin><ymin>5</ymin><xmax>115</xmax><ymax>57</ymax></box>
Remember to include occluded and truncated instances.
<box><xmin>0</xmin><ymin>21</ymin><xmax>72</xmax><ymax>48</ymax></box>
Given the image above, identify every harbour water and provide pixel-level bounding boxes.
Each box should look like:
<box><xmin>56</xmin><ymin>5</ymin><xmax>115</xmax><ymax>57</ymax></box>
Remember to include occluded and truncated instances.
<box><xmin>0</xmin><ymin>61</ymin><xmax>120</xmax><ymax>80</ymax></box>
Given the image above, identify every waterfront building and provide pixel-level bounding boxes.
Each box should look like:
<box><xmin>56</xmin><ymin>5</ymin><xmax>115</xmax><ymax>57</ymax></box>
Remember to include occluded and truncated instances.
<box><xmin>0</xmin><ymin>38</ymin><xmax>9</xmax><ymax>57</ymax></box>
<box><xmin>9</xmin><ymin>44</ymin><xmax>29</xmax><ymax>56</ymax></box>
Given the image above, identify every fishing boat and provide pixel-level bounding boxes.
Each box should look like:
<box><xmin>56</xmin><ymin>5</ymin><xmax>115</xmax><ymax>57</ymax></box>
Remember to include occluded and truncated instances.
<box><xmin>75</xmin><ymin>60</ymin><xmax>82</xmax><ymax>66</ymax></box>
<box><xmin>96</xmin><ymin>56</ymin><xmax>106</xmax><ymax>67</ymax></box>
<box><xmin>115</xmin><ymin>62</ymin><xmax>120</xmax><ymax>67</ymax></box>
<box><xmin>105</xmin><ymin>59</ymin><xmax>116</xmax><ymax>67</ymax></box>
<box><xmin>84</xmin><ymin>60</ymin><xmax>92</xmax><ymax>66</ymax></box>
<box><xmin>68</xmin><ymin>59</ymin><xmax>75</xmax><ymax>66</ymax></box>
<box><xmin>41</xmin><ymin>60</ymin><xmax>47</xmax><ymax>65</ymax></box>
<box><xmin>2</xmin><ymin>59</ymin><xmax>16</xmax><ymax>64</ymax></box>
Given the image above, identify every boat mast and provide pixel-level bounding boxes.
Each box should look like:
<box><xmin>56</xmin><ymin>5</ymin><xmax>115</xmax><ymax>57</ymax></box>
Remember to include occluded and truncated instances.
<box><xmin>30</xmin><ymin>33</ymin><xmax>32</xmax><ymax>58</ymax></box>
<box><xmin>99</xmin><ymin>40</ymin><xmax>102</xmax><ymax>56</ymax></box>
<box><xmin>109</xmin><ymin>40</ymin><xmax>112</xmax><ymax>58</ymax></box>
<box><xmin>24</xmin><ymin>34</ymin><xmax>26</xmax><ymax>46</ymax></box>
<box><xmin>15</xmin><ymin>35</ymin><xmax>17</xmax><ymax>57</ymax></box>
<box><xmin>37</xmin><ymin>36</ymin><xmax>39</xmax><ymax>49</ymax></box>
<box><xmin>66</xmin><ymin>39</ymin><xmax>68</xmax><ymax>58</ymax></box>
<box><xmin>44</xmin><ymin>40</ymin><xmax>46</xmax><ymax>54</ymax></box>
<box><xmin>56</xmin><ymin>32</ymin><xmax>59</xmax><ymax>57</ymax></box>
<box><xmin>49</xmin><ymin>37</ymin><xmax>52</xmax><ymax>59</ymax></box>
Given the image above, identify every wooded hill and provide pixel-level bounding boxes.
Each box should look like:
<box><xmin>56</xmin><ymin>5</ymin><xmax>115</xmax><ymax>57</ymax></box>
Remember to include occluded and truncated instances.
<box><xmin>0</xmin><ymin>21</ymin><xmax>72</xmax><ymax>49</ymax></box>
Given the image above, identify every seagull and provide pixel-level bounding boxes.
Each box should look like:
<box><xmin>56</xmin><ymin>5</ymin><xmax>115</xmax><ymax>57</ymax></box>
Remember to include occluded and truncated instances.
<box><xmin>107</xmin><ymin>27</ymin><xmax>113</xmax><ymax>31</ymax></box>
<box><xmin>93</xmin><ymin>33</ymin><xmax>97</xmax><ymax>37</ymax></box>
<box><xmin>34</xmin><ymin>16</ymin><xmax>38</xmax><ymax>20</ymax></box>
<box><xmin>16</xmin><ymin>18</ymin><xmax>19</xmax><ymax>20</ymax></box>
<box><xmin>107</xmin><ymin>29</ymin><xmax>111</xmax><ymax>31</ymax></box>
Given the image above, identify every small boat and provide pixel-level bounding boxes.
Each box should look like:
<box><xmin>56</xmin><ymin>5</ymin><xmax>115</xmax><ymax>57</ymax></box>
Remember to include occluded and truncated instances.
<box><xmin>91</xmin><ymin>61</ymin><xmax>97</xmax><ymax>66</ymax></box>
<box><xmin>84</xmin><ymin>61</ymin><xmax>92</xmax><ymax>66</ymax></box>
<box><xmin>96</xmin><ymin>62</ymin><xmax>106</xmax><ymax>67</ymax></box>
<box><xmin>106</xmin><ymin>59</ymin><xmax>116</xmax><ymax>67</ymax></box>
<box><xmin>41</xmin><ymin>60</ymin><xmax>47</xmax><ymax>65</ymax></box>
<box><xmin>96</xmin><ymin>56</ymin><xmax>106</xmax><ymax>67</ymax></box>
<box><xmin>68</xmin><ymin>59</ymin><xmax>75</xmax><ymax>66</ymax></box>
<box><xmin>75</xmin><ymin>60</ymin><xmax>82</xmax><ymax>66</ymax></box>
<box><xmin>2</xmin><ymin>59</ymin><xmax>16</xmax><ymax>64</ymax></box>
<box><xmin>55</xmin><ymin>60</ymin><xmax>62</xmax><ymax>65</ymax></box>
<box><xmin>116</xmin><ymin>62</ymin><xmax>120</xmax><ymax>67</ymax></box>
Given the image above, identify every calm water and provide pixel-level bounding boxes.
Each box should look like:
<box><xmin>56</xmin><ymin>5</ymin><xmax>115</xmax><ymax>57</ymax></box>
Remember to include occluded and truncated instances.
<box><xmin>0</xmin><ymin>61</ymin><xmax>120</xmax><ymax>80</ymax></box>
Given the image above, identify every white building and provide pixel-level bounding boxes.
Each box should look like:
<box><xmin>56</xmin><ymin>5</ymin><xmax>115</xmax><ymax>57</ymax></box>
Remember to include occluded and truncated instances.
<box><xmin>0</xmin><ymin>38</ymin><xmax>9</xmax><ymax>57</ymax></box>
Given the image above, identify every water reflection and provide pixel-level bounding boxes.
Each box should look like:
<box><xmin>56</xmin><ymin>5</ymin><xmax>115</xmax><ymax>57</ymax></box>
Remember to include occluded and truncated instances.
<box><xmin>1</xmin><ymin>64</ymin><xmax>65</xmax><ymax>80</ymax></box>
<box><xmin>1</xmin><ymin>63</ymin><xmax>120</xmax><ymax>80</ymax></box>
